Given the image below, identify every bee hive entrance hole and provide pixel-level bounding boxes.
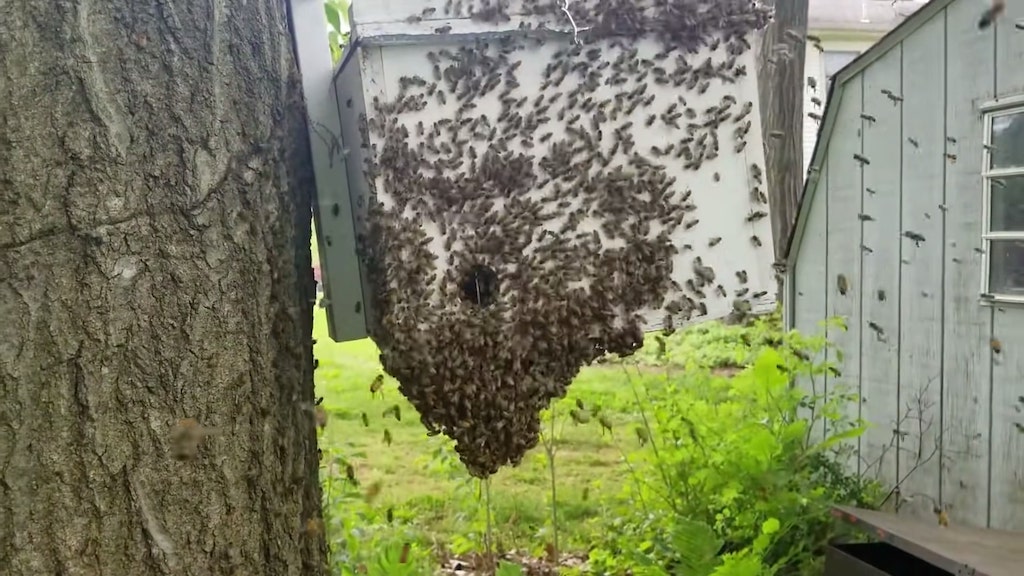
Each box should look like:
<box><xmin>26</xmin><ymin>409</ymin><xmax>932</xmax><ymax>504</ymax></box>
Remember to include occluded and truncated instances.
<box><xmin>460</xmin><ymin>264</ymin><xmax>499</xmax><ymax>308</ymax></box>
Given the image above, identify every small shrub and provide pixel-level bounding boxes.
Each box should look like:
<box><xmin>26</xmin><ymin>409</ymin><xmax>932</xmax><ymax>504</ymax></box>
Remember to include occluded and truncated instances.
<box><xmin>586</xmin><ymin>315</ymin><xmax>881</xmax><ymax>576</ymax></box>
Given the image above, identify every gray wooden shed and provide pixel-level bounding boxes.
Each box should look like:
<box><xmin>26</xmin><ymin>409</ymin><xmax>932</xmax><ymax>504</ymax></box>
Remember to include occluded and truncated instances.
<box><xmin>784</xmin><ymin>0</ymin><xmax>1024</xmax><ymax>530</ymax></box>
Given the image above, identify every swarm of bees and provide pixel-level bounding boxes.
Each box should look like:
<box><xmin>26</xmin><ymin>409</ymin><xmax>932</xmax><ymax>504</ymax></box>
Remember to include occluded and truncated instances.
<box><xmin>348</xmin><ymin>0</ymin><xmax>773</xmax><ymax>477</ymax></box>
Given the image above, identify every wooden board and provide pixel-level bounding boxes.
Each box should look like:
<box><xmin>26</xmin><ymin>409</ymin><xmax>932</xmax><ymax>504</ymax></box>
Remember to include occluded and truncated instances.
<box><xmin>832</xmin><ymin>505</ymin><xmax>1024</xmax><ymax>576</ymax></box>
<box><xmin>793</xmin><ymin>163</ymin><xmax>829</xmax><ymax>443</ymax></box>
<box><xmin>292</xmin><ymin>0</ymin><xmax>369</xmax><ymax>341</ymax></box>
<box><xmin>333</xmin><ymin>47</ymin><xmax>383</xmax><ymax>338</ymax></box>
<box><xmin>341</xmin><ymin>2</ymin><xmax>778</xmax><ymax>340</ymax></box>
<box><xmin>987</xmin><ymin>3</ymin><xmax>1024</xmax><ymax>531</ymax></box>
<box><xmin>995</xmin><ymin>2</ymin><xmax>1024</xmax><ymax>98</ymax></box>
<box><xmin>896</xmin><ymin>12</ymin><xmax>946</xmax><ymax>523</ymax></box>
<box><xmin>858</xmin><ymin>46</ymin><xmax>902</xmax><ymax>490</ymax></box>
<box><xmin>941</xmin><ymin>0</ymin><xmax>994</xmax><ymax>529</ymax></box>
<box><xmin>825</xmin><ymin>74</ymin><xmax>864</xmax><ymax>473</ymax></box>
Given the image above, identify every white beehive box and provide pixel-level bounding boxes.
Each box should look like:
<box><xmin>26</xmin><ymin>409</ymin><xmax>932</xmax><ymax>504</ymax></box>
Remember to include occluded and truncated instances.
<box><xmin>328</xmin><ymin>0</ymin><xmax>777</xmax><ymax>346</ymax></box>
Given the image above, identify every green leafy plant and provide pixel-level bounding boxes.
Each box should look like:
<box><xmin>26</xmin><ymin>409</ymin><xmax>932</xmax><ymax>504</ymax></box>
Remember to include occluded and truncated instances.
<box><xmin>585</xmin><ymin>315</ymin><xmax>880</xmax><ymax>576</ymax></box>
<box><xmin>315</xmin><ymin>305</ymin><xmax>880</xmax><ymax>575</ymax></box>
<box><xmin>496</xmin><ymin>560</ymin><xmax>526</xmax><ymax>576</ymax></box>
<box><xmin>319</xmin><ymin>446</ymin><xmax>434</xmax><ymax>575</ymax></box>
<box><xmin>324</xmin><ymin>0</ymin><xmax>352</xmax><ymax>64</ymax></box>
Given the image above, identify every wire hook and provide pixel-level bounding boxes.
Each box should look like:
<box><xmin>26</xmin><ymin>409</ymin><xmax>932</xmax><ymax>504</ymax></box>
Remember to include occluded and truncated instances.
<box><xmin>559</xmin><ymin>0</ymin><xmax>590</xmax><ymax>45</ymax></box>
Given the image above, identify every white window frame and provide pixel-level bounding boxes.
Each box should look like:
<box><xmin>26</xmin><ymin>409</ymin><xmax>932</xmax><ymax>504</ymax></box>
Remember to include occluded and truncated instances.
<box><xmin>980</xmin><ymin>97</ymin><xmax>1024</xmax><ymax>303</ymax></box>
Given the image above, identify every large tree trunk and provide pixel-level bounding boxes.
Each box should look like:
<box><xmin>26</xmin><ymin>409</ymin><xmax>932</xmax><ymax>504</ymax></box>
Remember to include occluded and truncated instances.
<box><xmin>756</xmin><ymin>0</ymin><xmax>810</xmax><ymax>262</ymax></box>
<box><xmin>0</xmin><ymin>1</ymin><xmax>325</xmax><ymax>575</ymax></box>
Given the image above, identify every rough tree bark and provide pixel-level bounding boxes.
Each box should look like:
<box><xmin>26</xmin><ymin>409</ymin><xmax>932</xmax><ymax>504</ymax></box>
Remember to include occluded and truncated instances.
<box><xmin>0</xmin><ymin>1</ymin><xmax>325</xmax><ymax>575</ymax></box>
<box><xmin>756</xmin><ymin>0</ymin><xmax>810</xmax><ymax>262</ymax></box>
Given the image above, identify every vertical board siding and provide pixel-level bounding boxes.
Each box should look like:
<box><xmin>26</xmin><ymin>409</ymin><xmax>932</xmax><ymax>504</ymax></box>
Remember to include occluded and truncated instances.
<box><xmin>794</xmin><ymin>169</ymin><xmax>829</xmax><ymax>443</ymax></box>
<box><xmin>897</xmin><ymin>13</ymin><xmax>947</xmax><ymax>522</ymax></box>
<box><xmin>995</xmin><ymin>3</ymin><xmax>1024</xmax><ymax>98</ymax></box>
<box><xmin>825</xmin><ymin>75</ymin><xmax>865</xmax><ymax>472</ymax></box>
<box><xmin>941</xmin><ymin>1</ymin><xmax>994</xmax><ymax>529</ymax></box>
<box><xmin>858</xmin><ymin>47</ymin><xmax>903</xmax><ymax>490</ymax></box>
<box><xmin>988</xmin><ymin>6</ymin><xmax>1024</xmax><ymax>531</ymax></box>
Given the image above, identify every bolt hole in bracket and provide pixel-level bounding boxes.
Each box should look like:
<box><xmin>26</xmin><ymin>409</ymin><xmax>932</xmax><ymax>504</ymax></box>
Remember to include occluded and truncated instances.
<box><xmin>460</xmin><ymin>264</ymin><xmax>499</xmax><ymax>308</ymax></box>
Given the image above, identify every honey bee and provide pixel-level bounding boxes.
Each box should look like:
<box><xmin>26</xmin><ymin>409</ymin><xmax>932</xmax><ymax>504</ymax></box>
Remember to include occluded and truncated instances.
<box><xmin>370</xmin><ymin>374</ymin><xmax>384</xmax><ymax>397</ymax></box>
<box><xmin>314</xmin><ymin>406</ymin><xmax>328</xmax><ymax>429</ymax></box>
<box><xmin>169</xmin><ymin>418</ymin><xmax>216</xmax><ymax>461</ymax></box>
<box><xmin>304</xmin><ymin>518</ymin><xmax>324</xmax><ymax>537</ymax></box>
<box><xmin>383</xmin><ymin>404</ymin><xmax>402</xmax><ymax>422</ymax></box>
<box><xmin>364</xmin><ymin>480</ymin><xmax>383</xmax><ymax>503</ymax></box>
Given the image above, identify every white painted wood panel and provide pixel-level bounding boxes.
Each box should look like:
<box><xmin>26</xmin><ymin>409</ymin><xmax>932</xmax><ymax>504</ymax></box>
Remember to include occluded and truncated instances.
<box><xmin>896</xmin><ymin>12</ymin><xmax>946</xmax><ymax>523</ymax></box>
<box><xmin>941</xmin><ymin>0</ymin><xmax>994</xmax><ymax>529</ymax></box>
<box><xmin>859</xmin><ymin>46</ymin><xmax>903</xmax><ymax>491</ymax></box>
<box><xmin>793</xmin><ymin>167</ymin><xmax>829</xmax><ymax>442</ymax></box>
<box><xmin>341</xmin><ymin>2</ymin><xmax>778</xmax><ymax>335</ymax></box>
<box><xmin>825</xmin><ymin>74</ymin><xmax>865</xmax><ymax>473</ymax></box>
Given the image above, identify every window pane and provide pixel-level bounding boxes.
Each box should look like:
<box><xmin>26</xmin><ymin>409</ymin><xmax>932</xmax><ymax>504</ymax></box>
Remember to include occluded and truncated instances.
<box><xmin>990</xmin><ymin>176</ymin><xmax>1024</xmax><ymax>232</ymax></box>
<box><xmin>989</xmin><ymin>240</ymin><xmax>1024</xmax><ymax>296</ymax></box>
<box><xmin>991</xmin><ymin>111</ymin><xmax>1024</xmax><ymax>169</ymax></box>
<box><xmin>824</xmin><ymin>51</ymin><xmax>858</xmax><ymax>79</ymax></box>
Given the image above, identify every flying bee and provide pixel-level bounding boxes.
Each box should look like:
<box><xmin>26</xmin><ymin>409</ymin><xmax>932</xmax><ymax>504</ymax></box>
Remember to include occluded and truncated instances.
<box><xmin>314</xmin><ymin>406</ymin><xmax>328</xmax><ymax>429</ymax></box>
<box><xmin>383</xmin><ymin>404</ymin><xmax>402</xmax><ymax>422</ymax></box>
<box><xmin>569</xmin><ymin>408</ymin><xmax>591</xmax><ymax>424</ymax></box>
<box><xmin>370</xmin><ymin>374</ymin><xmax>385</xmax><ymax>397</ymax></box>
<box><xmin>635</xmin><ymin>426</ymin><xmax>650</xmax><ymax>446</ymax></box>
<box><xmin>303</xmin><ymin>518</ymin><xmax>324</xmax><ymax>538</ymax></box>
<box><xmin>169</xmin><ymin>418</ymin><xmax>216</xmax><ymax>461</ymax></box>
<box><xmin>364</xmin><ymin>480</ymin><xmax>383</xmax><ymax>504</ymax></box>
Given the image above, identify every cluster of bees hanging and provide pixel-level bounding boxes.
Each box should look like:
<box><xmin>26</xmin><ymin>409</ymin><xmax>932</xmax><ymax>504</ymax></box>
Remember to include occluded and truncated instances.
<box><xmin>352</xmin><ymin>0</ymin><xmax>773</xmax><ymax>477</ymax></box>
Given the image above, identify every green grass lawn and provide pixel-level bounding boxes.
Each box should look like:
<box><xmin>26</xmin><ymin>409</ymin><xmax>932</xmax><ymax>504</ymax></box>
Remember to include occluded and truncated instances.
<box><xmin>313</xmin><ymin>305</ymin><xmax>656</xmax><ymax>555</ymax></box>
